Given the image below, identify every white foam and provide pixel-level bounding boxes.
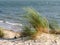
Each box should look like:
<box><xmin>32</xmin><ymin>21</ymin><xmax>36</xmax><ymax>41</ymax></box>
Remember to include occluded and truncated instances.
<box><xmin>0</xmin><ymin>20</ymin><xmax>22</xmax><ymax>26</ymax></box>
<box><xmin>0</xmin><ymin>20</ymin><xmax>3</xmax><ymax>22</ymax></box>
<box><xmin>6</xmin><ymin>21</ymin><xmax>22</xmax><ymax>26</ymax></box>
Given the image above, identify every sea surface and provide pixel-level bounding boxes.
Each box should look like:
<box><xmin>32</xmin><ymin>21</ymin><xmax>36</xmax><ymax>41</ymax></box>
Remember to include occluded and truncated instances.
<box><xmin>0</xmin><ymin>0</ymin><xmax>60</xmax><ymax>31</ymax></box>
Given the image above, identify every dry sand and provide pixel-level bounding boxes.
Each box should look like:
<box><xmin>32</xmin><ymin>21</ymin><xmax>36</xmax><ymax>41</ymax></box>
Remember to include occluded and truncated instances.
<box><xmin>0</xmin><ymin>33</ymin><xmax>60</xmax><ymax>45</ymax></box>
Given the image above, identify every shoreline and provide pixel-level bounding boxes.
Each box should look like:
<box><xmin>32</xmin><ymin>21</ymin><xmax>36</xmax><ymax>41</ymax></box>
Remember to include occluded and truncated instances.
<box><xmin>0</xmin><ymin>20</ymin><xmax>23</xmax><ymax>32</ymax></box>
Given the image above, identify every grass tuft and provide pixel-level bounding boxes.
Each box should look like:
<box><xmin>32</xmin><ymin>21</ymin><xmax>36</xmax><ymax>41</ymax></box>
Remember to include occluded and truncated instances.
<box><xmin>22</xmin><ymin>8</ymin><xmax>50</xmax><ymax>39</ymax></box>
<box><xmin>0</xmin><ymin>27</ymin><xmax>4</xmax><ymax>38</ymax></box>
<box><xmin>22</xmin><ymin>26</ymin><xmax>37</xmax><ymax>37</ymax></box>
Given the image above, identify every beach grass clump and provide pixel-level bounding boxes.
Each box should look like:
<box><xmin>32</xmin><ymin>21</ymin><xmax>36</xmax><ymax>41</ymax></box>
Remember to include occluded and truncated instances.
<box><xmin>0</xmin><ymin>27</ymin><xmax>4</xmax><ymax>38</ymax></box>
<box><xmin>25</xmin><ymin>8</ymin><xmax>49</xmax><ymax>33</ymax></box>
<box><xmin>22</xmin><ymin>26</ymin><xmax>37</xmax><ymax>37</ymax></box>
<box><xmin>22</xmin><ymin>8</ymin><xmax>49</xmax><ymax>39</ymax></box>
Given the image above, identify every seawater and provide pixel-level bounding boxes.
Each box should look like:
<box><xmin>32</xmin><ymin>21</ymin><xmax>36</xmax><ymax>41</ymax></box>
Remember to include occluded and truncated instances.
<box><xmin>0</xmin><ymin>0</ymin><xmax>60</xmax><ymax>31</ymax></box>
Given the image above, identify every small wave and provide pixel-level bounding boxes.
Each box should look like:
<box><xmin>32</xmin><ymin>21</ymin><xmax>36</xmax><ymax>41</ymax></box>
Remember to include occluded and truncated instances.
<box><xmin>0</xmin><ymin>20</ymin><xmax>3</xmax><ymax>22</ymax></box>
<box><xmin>0</xmin><ymin>20</ymin><xmax>22</xmax><ymax>26</ymax></box>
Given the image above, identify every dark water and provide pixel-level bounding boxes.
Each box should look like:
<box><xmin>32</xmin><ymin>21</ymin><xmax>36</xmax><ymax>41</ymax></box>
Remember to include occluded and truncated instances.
<box><xmin>0</xmin><ymin>0</ymin><xmax>60</xmax><ymax>31</ymax></box>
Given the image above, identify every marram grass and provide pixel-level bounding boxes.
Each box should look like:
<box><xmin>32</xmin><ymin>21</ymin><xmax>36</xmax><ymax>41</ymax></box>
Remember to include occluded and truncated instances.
<box><xmin>22</xmin><ymin>8</ymin><xmax>50</xmax><ymax>39</ymax></box>
<box><xmin>21</xmin><ymin>8</ymin><xmax>60</xmax><ymax>40</ymax></box>
<box><xmin>25</xmin><ymin>8</ymin><xmax>49</xmax><ymax>32</ymax></box>
<box><xmin>25</xmin><ymin>8</ymin><xmax>48</xmax><ymax>26</ymax></box>
<box><xmin>22</xmin><ymin>26</ymin><xmax>37</xmax><ymax>37</ymax></box>
<box><xmin>0</xmin><ymin>27</ymin><xmax>4</xmax><ymax>38</ymax></box>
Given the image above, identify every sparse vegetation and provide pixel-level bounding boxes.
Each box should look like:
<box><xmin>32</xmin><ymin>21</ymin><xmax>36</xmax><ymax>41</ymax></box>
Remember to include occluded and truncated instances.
<box><xmin>0</xmin><ymin>27</ymin><xmax>4</xmax><ymax>38</ymax></box>
<box><xmin>22</xmin><ymin>26</ymin><xmax>36</xmax><ymax>37</ymax></box>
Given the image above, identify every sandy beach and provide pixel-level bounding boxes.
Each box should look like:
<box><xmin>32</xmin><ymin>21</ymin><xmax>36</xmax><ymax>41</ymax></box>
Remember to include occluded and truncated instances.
<box><xmin>0</xmin><ymin>33</ymin><xmax>60</xmax><ymax>45</ymax></box>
